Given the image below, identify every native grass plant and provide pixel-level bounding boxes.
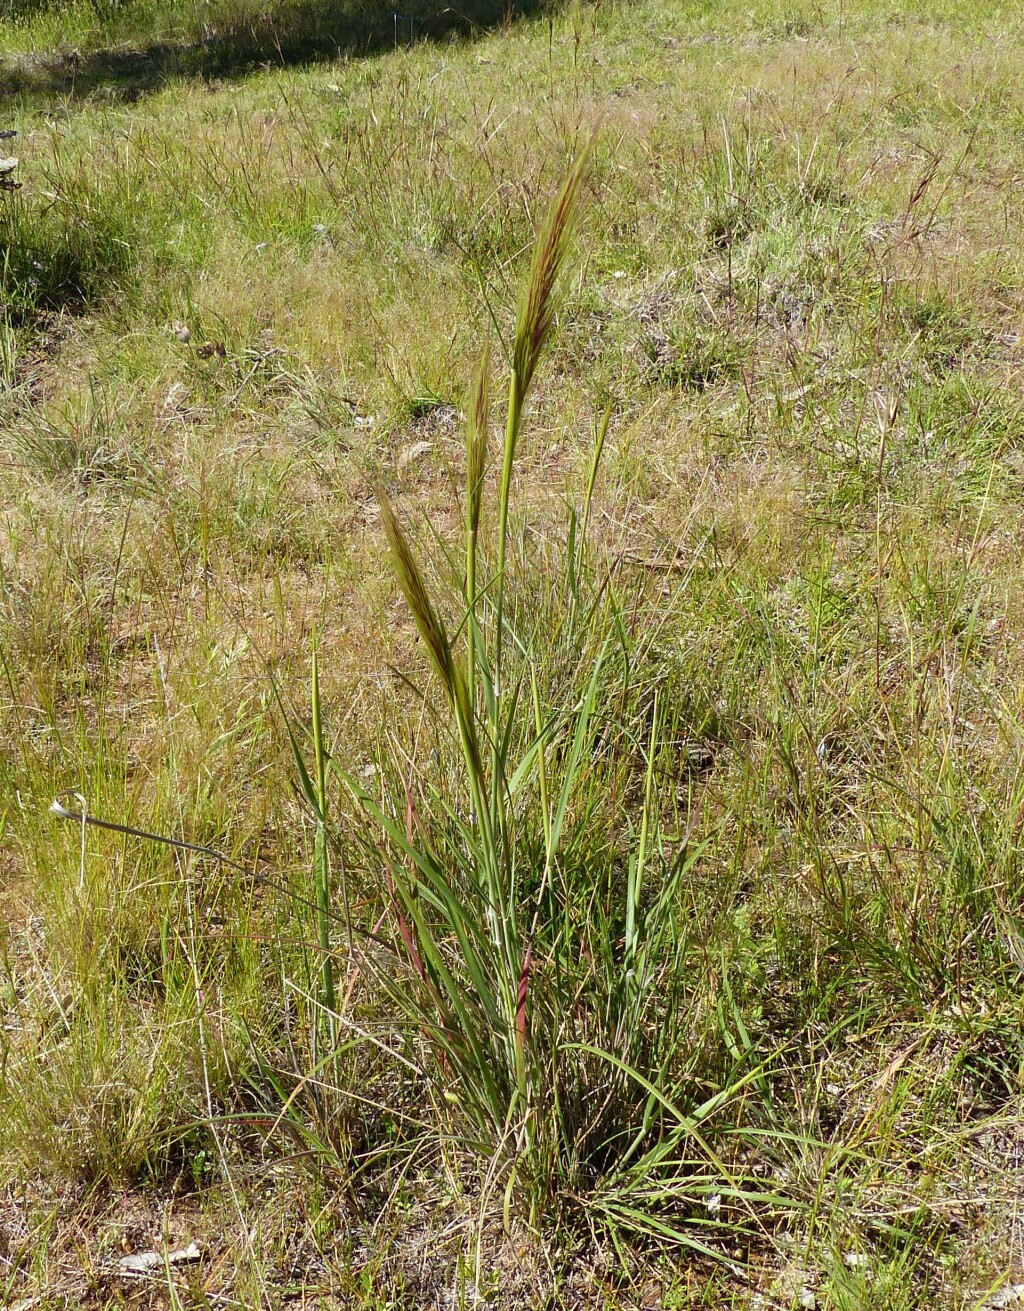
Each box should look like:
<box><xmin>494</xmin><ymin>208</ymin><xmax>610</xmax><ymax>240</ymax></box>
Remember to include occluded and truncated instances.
<box><xmin>284</xmin><ymin>156</ymin><xmax>792</xmax><ymax>1252</ymax></box>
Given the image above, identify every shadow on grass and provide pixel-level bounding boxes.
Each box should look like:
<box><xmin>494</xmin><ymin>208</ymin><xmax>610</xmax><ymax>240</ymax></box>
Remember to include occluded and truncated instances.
<box><xmin>0</xmin><ymin>0</ymin><xmax>553</xmax><ymax>105</ymax></box>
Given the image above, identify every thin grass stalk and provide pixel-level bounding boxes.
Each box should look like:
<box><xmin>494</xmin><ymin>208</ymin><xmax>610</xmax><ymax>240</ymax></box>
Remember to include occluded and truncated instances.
<box><xmin>351</xmin><ymin>787</ymin><xmax>513</xmax><ymax>1136</ymax></box>
<box><xmin>275</xmin><ymin>145</ymin><xmax>802</xmax><ymax>1242</ymax></box>
<box><xmin>368</xmin><ymin>151</ymin><xmax>761</xmax><ymax>1221</ymax></box>
<box><xmin>466</xmin><ymin>343</ymin><xmax>491</xmax><ymax>699</ymax></box>
<box><xmin>0</xmin><ymin>309</ymin><xmax>15</xmax><ymax>389</ymax></box>
<box><xmin>310</xmin><ymin>644</ymin><xmax>337</xmax><ymax>1046</ymax></box>
<box><xmin>582</xmin><ymin>397</ymin><xmax>613</xmax><ymax>544</ymax></box>
<box><xmin>530</xmin><ymin>664</ymin><xmax>552</xmax><ymax>888</ymax></box>
<box><xmin>624</xmin><ymin>689</ymin><xmax>659</xmax><ymax>997</ymax></box>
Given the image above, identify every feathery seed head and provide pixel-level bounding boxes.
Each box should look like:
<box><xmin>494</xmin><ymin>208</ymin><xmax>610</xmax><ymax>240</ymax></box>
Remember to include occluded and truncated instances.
<box><xmin>512</xmin><ymin>146</ymin><xmax>592</xmax><ymax>401</ymax></box>
<box><xmin>377</xmin><ymin>485</ymin><xmax>459</xmax><ymax>704</ymax></box>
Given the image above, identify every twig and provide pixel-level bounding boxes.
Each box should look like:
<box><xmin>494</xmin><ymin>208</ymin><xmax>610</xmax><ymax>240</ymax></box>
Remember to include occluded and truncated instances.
<box><xmin>50</xmin><ymin>790</ymin><xmax>249</xmax><ymax>872</ymax></box>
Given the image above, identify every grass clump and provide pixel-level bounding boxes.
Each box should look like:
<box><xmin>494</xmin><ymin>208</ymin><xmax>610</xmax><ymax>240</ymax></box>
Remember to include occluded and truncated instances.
<box><xmin>642</xmin><ymin>323</ymin><xmax>745</xmax><ymax>393</ymax></box>
<box><xmin>1</xmin><ymin>985</ymin><xmax>212</xmax><ymax>1185</ymax></box>
<box><xmin>0</xmin><ymin>156</ymin><xmax>140</xmax><ymax>324</ymax></box>
<box><xmin>4</xmin><ymin>383</ymin><xmax>154</xmax><ymax>484</ymax></box>
<box><xmin>283</xmin><ymin>154</ymin><xmax>790</xmax><ymax>1257</ymax></box>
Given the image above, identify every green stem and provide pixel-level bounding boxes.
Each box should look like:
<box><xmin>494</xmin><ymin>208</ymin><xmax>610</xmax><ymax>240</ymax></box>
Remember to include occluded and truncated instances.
<box><xmin>311</xmin><ymin>643</ymin><xmax>337</xmax><ymax>1035</ymax></box>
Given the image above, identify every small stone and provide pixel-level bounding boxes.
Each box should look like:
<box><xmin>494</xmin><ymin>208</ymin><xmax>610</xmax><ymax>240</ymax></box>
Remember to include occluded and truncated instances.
<box><xmin>397</xmin><ymin>440</ymin><xmax>433</xmax><ymax>471</ymax></box>
<box><xmin>118</xmin><ymin>1242</ymin><xmax>201</xmax><ymax>1275</ymax></box>
<box><xmin>981</xmin><ymin>1285</ymin><xmax>1024</xmax><ymax>1309</ymax></box>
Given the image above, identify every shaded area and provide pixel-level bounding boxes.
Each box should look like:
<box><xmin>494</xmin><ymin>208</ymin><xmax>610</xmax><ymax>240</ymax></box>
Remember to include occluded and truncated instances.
<box><xmin>1</xmin><ymin>193</ymin><xmax>132</xmax><ymax>320</ymax></box>
<box><xmin>0</xmin><ymin>0</ymin><xmax>553</xmax><ymax>105</ymax></box>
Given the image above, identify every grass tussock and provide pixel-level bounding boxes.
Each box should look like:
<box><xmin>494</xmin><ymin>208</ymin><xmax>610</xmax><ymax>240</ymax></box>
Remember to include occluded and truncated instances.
<box><xmin>320</xmin><ymin>161</ymin><xmax>787</xmax><ymax>1251</ymax></box>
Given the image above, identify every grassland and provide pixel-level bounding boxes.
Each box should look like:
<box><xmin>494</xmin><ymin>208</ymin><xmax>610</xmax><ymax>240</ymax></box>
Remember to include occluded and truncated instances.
<box><xmin>2</xmin><ymin>0</ymin><xmax>1024</xmax><ymax>1306</ymax></box>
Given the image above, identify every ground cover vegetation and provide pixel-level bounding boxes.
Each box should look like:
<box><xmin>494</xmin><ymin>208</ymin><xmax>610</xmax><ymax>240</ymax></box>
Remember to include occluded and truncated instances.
<box><xmin>1</xmin><ymin>0</ymin><xmax>1024</xmax><ymax>1305</ymax></box>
